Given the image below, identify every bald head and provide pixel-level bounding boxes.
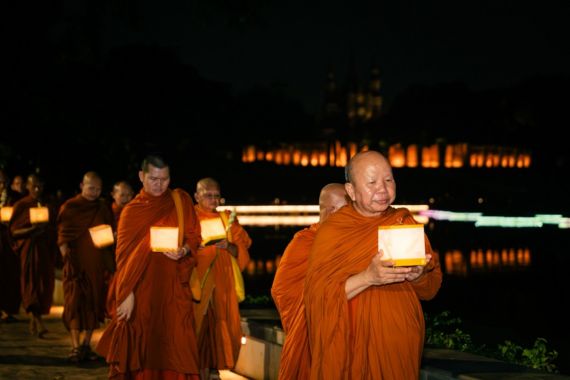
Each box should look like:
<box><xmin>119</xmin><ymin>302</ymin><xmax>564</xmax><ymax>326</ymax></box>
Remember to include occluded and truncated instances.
<box><xmin>112</xmin><ymin>181</ymin><xmax>134</xmax><ymax>207</ymax></box>
<box><xmin>344</xmin><ymin>150</ymin><xmax>396</xmax><ymax>217</ymax></box>
<box><xmin>81</xmin><ymin>171</ymin><xmax>102</xmax><ymax>201</ymax></box>
<box><xmin>195</xmin><ymin>177</ymin><xmax>222</xmax><ymax>212</ymax></box>
<box><xmin>319</xmin><ymin>183</ymin><xmax>348</xmax><ymax>223</ymax></box>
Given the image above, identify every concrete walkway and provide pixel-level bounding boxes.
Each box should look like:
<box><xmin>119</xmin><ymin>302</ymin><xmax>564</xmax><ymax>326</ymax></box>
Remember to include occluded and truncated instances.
<box><xmin>0</xmin><ymin>307</ymin><xmax>248</xmax><ymax>380</ymax></box>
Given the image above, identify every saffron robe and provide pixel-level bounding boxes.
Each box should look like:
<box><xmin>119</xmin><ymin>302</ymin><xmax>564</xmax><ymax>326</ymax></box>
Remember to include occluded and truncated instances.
<box><xmin>96</xmin><ymin>189</ymin><xmax>201</xmax><ymax>379</ymax></box>
<box><xmin>57</xmin><ymin>195</ymin><xmax>115</xmax><ymax>330</ymax></box>
<box><xmin>271</xmin><ymin>223</ymin><xmax>318</xmax><ymax>380</ymax></box>
<box><xmin>9</xmin><ymin>195</ymin><xmax>58</xmax><ymax>315</ymax></box>
<box><xmin>195</xmin><ymin>206</ymin><xmax>251</xmax><ymax>370</ymax></box>
<box><xmin>304</xmin><ymin>205</ymin><xmax>442</xmax><ymax>380</ymax></box>
<box><xmin>0</xmin><ymin>191</ymin><xmax>21</xmax><ymax>315</ymax></box>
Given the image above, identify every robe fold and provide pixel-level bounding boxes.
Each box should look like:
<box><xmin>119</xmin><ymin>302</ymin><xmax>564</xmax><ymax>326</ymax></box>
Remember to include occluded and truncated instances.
<box><xmin>57</xmin><ymin>195</ymin><xmax>115</xmax><ymax>330</ymax></box>
<box><xmin>271</xmin><ymin>223</ymin><xmax>318</xmax><ymax>380</ymax></box>
<box><xmin>9</xmin><ymin>195</ymin><xmax>58</xmax><ymax>315</ymax></box>
<box><xmin>0</xmin><ymin>191</ymin><xmax>21</xmax><ymax>315</ymax></box>
<box><xmin>195</xmin><ymin>207</ymin><xmax>251</xmax><ymax>370</ymax></box>
<box><xmin>304</xmin><ymin>205</ymin><xmax>442</xmax><ymax>380</ymax></box>
<box><xmin>96</xmin><ymin>189</ymin><xmax>201</xmax><ymax>379</ymax></box>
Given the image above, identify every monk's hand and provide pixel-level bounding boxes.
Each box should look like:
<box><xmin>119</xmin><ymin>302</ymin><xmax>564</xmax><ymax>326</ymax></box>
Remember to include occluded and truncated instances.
<box><xmin>365</xmin><ymin>250</ymin><xmax>412</xmax><ymax>286</ymax></box>
<box><xmin>406</xmin><ymin>254</ymin><xmax>432</xmax><ymax>282</ymax></box>
<box><xmin>117</xmin><ymin>292</ymin><xmax>134</xmax><ymax>321</ymax></box>
<box><xmin>163</xmin><ymin>246</ymin><xmax>187</xmax><ymax>261</ymax></box>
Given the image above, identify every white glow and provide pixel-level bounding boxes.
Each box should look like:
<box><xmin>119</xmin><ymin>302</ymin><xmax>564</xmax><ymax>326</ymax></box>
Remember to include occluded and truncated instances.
<box><xmin>475</xmin><ymin>216</ymin><xmax>543</xmax><ymax>228</ymax></box>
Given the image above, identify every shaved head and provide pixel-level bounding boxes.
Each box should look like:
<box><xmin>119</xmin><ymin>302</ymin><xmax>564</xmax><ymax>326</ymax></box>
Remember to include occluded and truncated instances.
<box><xmin>81</xmin><ymin>171</ymin><xmax>102</xmax><ymax>201</ymax></box>
<box><xmin>319</xmin><ymin>183</ymin><xmax>348</xmax><ymax>223</ymax></box>
<box><xmin>195</xmin><ymin>177</ymin><xmax>222</xmax><ymax>212</ymax></box>
<box><xmin>344</xmin><ymin>150</ymin><xmax>396</xmax><ymax>217</ymax></box>
<box><xmin>196</xmin><ymin>177</ymin><xmax>220</xmax><ymax>193</ymax></box>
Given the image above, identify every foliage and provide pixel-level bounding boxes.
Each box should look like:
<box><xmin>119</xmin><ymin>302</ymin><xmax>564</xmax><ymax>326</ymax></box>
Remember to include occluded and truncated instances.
<box><xmin>242</xmin><ymin>294</ymin><xmax>272</xmax><ymax>306</ymax></box>
<box><xmin>425</xmin><ymin>311</ymin><xmax>558</xmax><ymax>373</ymax></box>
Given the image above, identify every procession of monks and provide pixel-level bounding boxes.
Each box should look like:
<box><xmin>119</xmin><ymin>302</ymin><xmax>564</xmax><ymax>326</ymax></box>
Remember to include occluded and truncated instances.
<box><xmin>0</xmin><ymin>150</ymin><xmax>441</xmax><ymax>380</ymax></box>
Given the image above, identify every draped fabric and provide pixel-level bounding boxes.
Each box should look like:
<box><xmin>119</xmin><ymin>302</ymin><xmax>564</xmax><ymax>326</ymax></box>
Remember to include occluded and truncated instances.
<box><xmin>57</xmin><ymin>195</ymin><xmax>115</xmax><ymax>330</ymax></box>
<box><xmin>271</xmin><ymin>223</ymin><xmax>318</xmax><ymax>380</ymax></box>
<box><xmin>194</xmin><ymin>207</ymin><xmax>251</xmax><ymax>370</ymax></box>
<box><xmin>0</xmin><ymin>191</ymin><xmax>21</xmax><ymax>315</ymax></box>
<box><xmin>9</xmin><ymin>195</ymin><xmax>58</xmax><ymax>315</ymax></box>
<box><xmin>304</xmin><ymin>204</ymin><xmax>442</xmax><ymax>380</ymax></box>
<box><xmin>96</xmin><ymin>189</ymin><xmax>201</xmax><ymax>379</ymax></box>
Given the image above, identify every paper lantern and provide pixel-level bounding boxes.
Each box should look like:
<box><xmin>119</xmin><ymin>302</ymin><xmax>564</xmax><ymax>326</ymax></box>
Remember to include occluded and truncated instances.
<box><xmin>29</xmin><ymin>207</ymin><xmax>49</xmax><ymax>224</ymax></box>
<box><xmin>89</xmin><ymin>224</ymin><xmax>114</xmax><ymax>248</ymax></box>
<box><xmin>150</xmin><ymin>226</ymin><xmax>178</xmax><ymax>252</ymax></box>
<box><xmin>1</xmin><ymin>207</ymin><xmax>13</xmax><ymax>222</ymax></box>
<box><xmin>378</xmin><ymin>224</ymin><xmax>426</xmax><ymax>266</ymax></box>
<box><xmin>200</xmin><ymin>217</ymin><xmax>227</xmax><ymax>246</ymax></box>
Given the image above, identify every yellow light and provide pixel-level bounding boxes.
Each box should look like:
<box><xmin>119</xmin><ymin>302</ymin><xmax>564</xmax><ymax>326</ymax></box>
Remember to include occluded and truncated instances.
<box><xmin>241</xmin><ymin>335</ymin><xmax>247</xmax><ymax>345</ymax></box>
<box><xmin>89</xmin><ymin>224</ymin><xmax>114</xmax><ymax>248</ymax></box>
<box><xmin>1</xmin><ymin>207</ymin><xmax>13</xmax><ymax>222</ymax></box>
<box><xmin>29</xmin><ymin>207</ymin><xmax>49</xmax><ymax>224</ymax></box>
<box><xmin>200</xmin><ymin>218</ymin><xmax>227</xmax><ymax>245</ymax></box>
<box><xmin>150</xmin><ymin>227</ymin><xmax>178</xmax><ymax>252</ymax></box>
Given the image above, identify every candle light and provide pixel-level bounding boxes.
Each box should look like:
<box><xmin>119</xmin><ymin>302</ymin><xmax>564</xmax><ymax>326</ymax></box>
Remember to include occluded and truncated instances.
<box><xmin>89</xmin><ymin>224</ymin><xmax>114</xmax><ymax>248</ymax></box>
<box><xmin>150</xmin><ymin>227</ymin><xmax>178</xmax><ymax>252</ymax></box>
<box><xmin>199</xmin><ymin>218</ymin><xmax>227</xmax><ymax>246</ymax></box>
<box><xmin>1</xmin><ymin>207</ymin><xmax>13</xmax><ymax>222</ymax></box>
<box><xmin>29</xmin><ymin>207</ymin><xmax>49</xmax><ymax>224</ymax></box>
<box><xmin>378</xmin><ymin>224</ymin><xmax>426</xmax><ymax>266</ymax></box>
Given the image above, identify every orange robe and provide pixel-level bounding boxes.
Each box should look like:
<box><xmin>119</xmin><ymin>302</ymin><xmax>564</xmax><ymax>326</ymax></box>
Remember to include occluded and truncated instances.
<box><xmin>304</xmin><ymin>205</ymin><xmax>442</xmax><ymax>380</ymax></box>
<box><xmin>195</xmin><ymin>207</ymin><xmax>251</xmax><ymax>370</ymax></box>
<box><xmin>57</xmin><ymin>195</ymin><xmax>115</xmax><ymax>330</ymax></box>
<box><xmin>9</xmin><ymin>195</ymin><xmax>58</xmax><ymax>316</ymax></box>
<box><xmin>271</xmin><ymin>223</ymin><xmax>318</xmax><ymax>380</ymax></box>
<box><xmin>96</xmin><ymin>189</ymin><xmax>201</xmax><ymax>379</ymax></box>
<box><xmin>0</xmin><ymin>192</ymin><xmax>21</xmax><ymax>315</ymax></box>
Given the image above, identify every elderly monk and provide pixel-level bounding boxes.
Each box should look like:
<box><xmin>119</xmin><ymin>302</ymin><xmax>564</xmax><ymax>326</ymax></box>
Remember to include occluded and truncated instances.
<box><xmin>9</xmin><ymin>174</ymin><xmax>58</xmax><ymax>338</ymax></box>
<box><xmin>96</xmin><ymin>154</ymin><xmax>202</xmax><ymax>380</ymax></box>
<box><xmin>194</xmin><ymin>177</ymin><xmax>251</xmax><ymax>380</ymax></box>
<box><xmin>57</xmin><ymin>171</ymin><xmax>115</xmax><ymax>363</ymax></box>
<box><xmin>304</xmin><ymin>151</ymin><xmax>442</xmax><ymax>379</ymax></box>
<box><xmin>271</xmin><ymin>183</ymin><xmax>348</xmax><ymax>380</ymax></box>
<box><xmin>110</xmin><ymin>180</ymin><xmax>134</xmax><ymax>224</ymax></box>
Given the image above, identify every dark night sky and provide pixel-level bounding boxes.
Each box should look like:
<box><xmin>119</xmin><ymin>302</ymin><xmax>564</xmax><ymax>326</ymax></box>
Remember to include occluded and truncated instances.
<box><xmin>101</xmin><ymin>0</ymin><xmax>570</xmax><ymax>112</ymax></box>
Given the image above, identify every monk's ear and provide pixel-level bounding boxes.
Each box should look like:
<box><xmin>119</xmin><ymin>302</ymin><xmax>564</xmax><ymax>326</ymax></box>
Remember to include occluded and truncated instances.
<box><xmin>345</xmin><ymin>183</ymin><xmax>356</xmax><ymax>201</ymax></box>
<box><xmin>138</xmin><ymin>170</ymin><xmax>144</xmax><ymax>183</ymax></box>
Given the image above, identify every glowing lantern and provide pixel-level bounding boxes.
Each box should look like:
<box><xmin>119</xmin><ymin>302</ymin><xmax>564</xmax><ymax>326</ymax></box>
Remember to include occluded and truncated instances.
<box><xmin>150</xmin><ymin>227</ymin><xmax>178</xmax><ymax>252</ymax></box>
<box><xmin>378</xmin><ymin>224</ymin><xmax>426</xmax><ymax>266</ymax></box>
<box><xmin>29</xmin><ymin>207</ymin><xmax>49</xmax><ymax>224</ymax></box>
<box><xmin>89</xmin><ymin>224</ymin><xmax>114</xmax><ymax>248</ymax></box>
<box><xmin>1</xmin><ymin>207</ymin><xmax>13</xmax><ymax>222</ymax></box>
<box><xmin>199</xmin><ymin>218</ymin><xmax>226</xmax><ymax>246</ymax></box>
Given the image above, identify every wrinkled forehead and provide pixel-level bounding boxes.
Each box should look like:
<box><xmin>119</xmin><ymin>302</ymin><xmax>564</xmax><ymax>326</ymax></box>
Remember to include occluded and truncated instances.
<box><xmin>199</xmin><ymin>185</ymin><xmax>220</xmax><ymax>194</ymax></box>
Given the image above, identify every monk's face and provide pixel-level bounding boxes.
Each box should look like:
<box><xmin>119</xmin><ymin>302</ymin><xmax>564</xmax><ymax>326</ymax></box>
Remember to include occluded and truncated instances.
<box><xmin>139</xmin><ymin>164</ymin><xmax>170</xmax><ymax>197</ymax></box>
<box><xmin>346</xmin><ymin>153</ymin><xmax>396</xmax><ymax>217</ymax></box>
<box><xmin>195</xmin><ymin>185</ymin><xmax>221</xmax><ymax>213</ymax></box>
<box><xmin>81</xmin><ymin>177</ymin><xmax>102</xmax><ymax>201</ymax></box>
<box><xmin>112</xmin><ymin>184</ymin><xmax>133</xmax><ymax>207</ymax></box>
<box><xmin>319</xmin><ymin>189</ymin><xmax>348</xmax><ymax>223</ymax></box>
<box><xmin>26</xmin><ymin>176</ymin><xmax>43</xmax><ymax>200</ymax></box>
<box><xmin>11</xmin><ymin>176</ymin><xmax>24</xmax><ymax>193</ymax></box>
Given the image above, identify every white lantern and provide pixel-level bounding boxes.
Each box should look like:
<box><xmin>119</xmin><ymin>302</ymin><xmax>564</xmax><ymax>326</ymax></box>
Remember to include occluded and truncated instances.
<box><xmin>89</xmin><ymin>224</ymin><xmax>114</xmax><ymax>248</ymax></box>
<box><xmin>29</xmin><ymin>207</ymin><xmax>49</xmax><ymax>224</ymax></box>
<box><xmin>150</xmin><ymin>226</ymin><xmax>178</xmax><ymax>252</ymax></box>
<box><xmin>378</xmin><ymin>224</ymin><xmax>426</xmax><ymax>266</ymax></box>
<box><xmin>199</xmin><ymin>217</ymin><xmax>227</xmax><ymax>246</ymax></box>
<box><xmin>1</xmin><ymin>207</ymin><xmax>13</xmax><ymax>222</ymax></box>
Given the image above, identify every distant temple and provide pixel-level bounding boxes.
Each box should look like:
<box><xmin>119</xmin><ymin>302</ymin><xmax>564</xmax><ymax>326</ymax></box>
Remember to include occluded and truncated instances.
<box><xmin>242</xmin><ymin>65</ymin><xmax>532</xmax><ymax>169</ymax></box>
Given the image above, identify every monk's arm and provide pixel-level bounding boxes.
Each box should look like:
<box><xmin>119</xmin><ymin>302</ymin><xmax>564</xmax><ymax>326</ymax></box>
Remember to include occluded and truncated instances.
<box><xmin>410</xmin><ymin>252</ymin><xmax>442</xmax><ymax>300</ymax></box>
<box><xmin>345</xmin><ymin>252</ymin><xmax>412</xmax><ymax>300</ymax></box>
<box><xmin>11</xmin><ymin>224</ymin><xmax>44</xmax><ymax>239</ymax></box>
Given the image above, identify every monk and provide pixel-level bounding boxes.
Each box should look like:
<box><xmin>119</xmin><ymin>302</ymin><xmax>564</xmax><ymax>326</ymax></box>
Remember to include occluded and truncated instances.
<box><xmin>96</xmin><ymin>153</ymin><xmax>202</xmax><ymax>380</ymax></box>
<box><xmin>0</xmin><ymin>170</ymin><xmax>21</xmax><ymax>323</ymax></box>
<box><xmin>9</xmin><ymin>174</ymin><xmax>58</xmax><ymax>338</ymax></box>
<box><xmin>304</xmin><ymin>151</ymin><xmax>442</xmax><ymax>379</ymax></box>
<box><xmin>271</xmin><ymin>183</ymin><xmax>348</xmax><ymax>380</ymax></box>
<box><xmin>110</xmin><ymin>180</ymin><xmax>134</xmax><ymax>224</ymax></box>
<box><xmin>194</xmin><ymin>178</ymin><xmax>251</xmax><ymax>380</ymax></box>
<box><xmin>57</xmin><ymin>171</ymin><xmax>115</xmax><ymax>363</ymax></box>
